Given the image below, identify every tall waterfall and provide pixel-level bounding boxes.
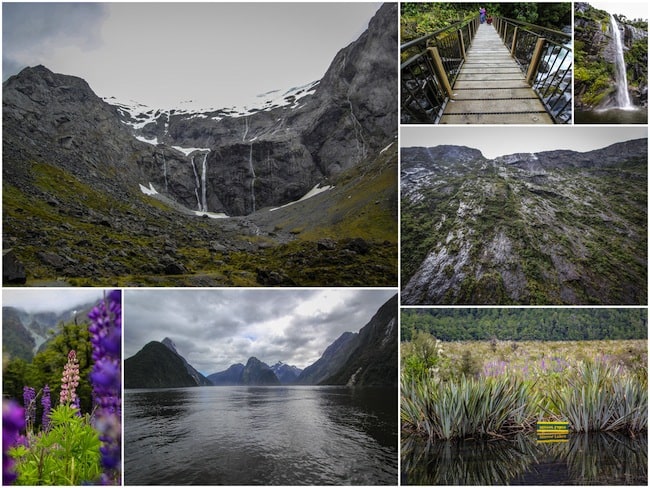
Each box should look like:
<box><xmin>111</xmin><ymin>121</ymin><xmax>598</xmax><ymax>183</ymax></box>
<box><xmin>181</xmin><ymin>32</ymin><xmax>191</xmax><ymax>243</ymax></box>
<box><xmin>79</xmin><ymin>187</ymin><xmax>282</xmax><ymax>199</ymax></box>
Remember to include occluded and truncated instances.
<box><xmin>610</xmin><ymin>13</ymin><xmax>633</xmax><ymax>108</ymax></box>
<box><xmin>249</xmin><ymin>144</ymin><xmax>256</xmax><ymax>213</ymax></box>
<box><xmin>200</xmin><ymin>152</ymin><xmax>208</xmax><ymax>212</ymax></box>
<box><xmin>190</xmin><ymin>156</ymin><xmax>202</xmax><ymax>211</ymax></box>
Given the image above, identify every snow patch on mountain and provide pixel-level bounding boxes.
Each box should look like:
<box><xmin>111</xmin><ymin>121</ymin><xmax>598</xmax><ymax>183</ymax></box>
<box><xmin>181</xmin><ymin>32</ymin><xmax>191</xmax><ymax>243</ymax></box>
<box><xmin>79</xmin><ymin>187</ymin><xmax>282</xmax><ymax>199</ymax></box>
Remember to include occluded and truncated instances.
<box><xmin>103</xmin><ymin>80</ymin><xmax>319</xmax><ymax>126</ymax></box>
<box><xmin>269</xmin><ymin>184</ymin><xmax>334</xmax><ymax>211</ymax></box>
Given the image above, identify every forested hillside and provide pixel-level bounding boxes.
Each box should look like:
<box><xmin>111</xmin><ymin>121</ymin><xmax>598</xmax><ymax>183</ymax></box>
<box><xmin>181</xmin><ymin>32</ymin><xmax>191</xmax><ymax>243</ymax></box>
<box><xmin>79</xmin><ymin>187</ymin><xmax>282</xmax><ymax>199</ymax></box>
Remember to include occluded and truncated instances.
<box><xmin>401</xmin><ymin>308</ymin><xmax>647</xmax><ymax>341</ymax></box>
<box><xmin>401</xmin><ymin>2</ymin><xmax>571</xmax><ymax>43</ymax></box>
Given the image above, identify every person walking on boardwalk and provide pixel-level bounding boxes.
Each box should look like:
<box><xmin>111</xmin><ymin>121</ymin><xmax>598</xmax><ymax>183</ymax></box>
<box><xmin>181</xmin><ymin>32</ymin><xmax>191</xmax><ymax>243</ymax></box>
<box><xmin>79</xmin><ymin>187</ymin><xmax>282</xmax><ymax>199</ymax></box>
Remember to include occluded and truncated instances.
<box><xmin>479</xmin><ymin>6</ymin><xmax>486</xmax><ymax>23</ymax></box>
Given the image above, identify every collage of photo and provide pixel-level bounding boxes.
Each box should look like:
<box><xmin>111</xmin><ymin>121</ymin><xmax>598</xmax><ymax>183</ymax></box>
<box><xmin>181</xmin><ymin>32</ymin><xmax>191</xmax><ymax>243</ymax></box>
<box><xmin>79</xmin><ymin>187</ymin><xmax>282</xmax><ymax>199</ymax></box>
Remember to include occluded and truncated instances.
<box><xmin>1</xmin><ymin>1</ymin><xmax>648</xmax><ymax>486</ymax></box>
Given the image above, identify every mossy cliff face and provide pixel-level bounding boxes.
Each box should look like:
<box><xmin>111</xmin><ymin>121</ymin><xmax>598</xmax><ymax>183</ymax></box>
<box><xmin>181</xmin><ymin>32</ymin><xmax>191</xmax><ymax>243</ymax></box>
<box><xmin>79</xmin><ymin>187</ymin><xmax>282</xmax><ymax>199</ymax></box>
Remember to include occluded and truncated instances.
<box><xmin>401</xmin><ymin>140</ymin><xmax>647</xmax><ymax>305</ymax></box>
<box><xmin>574</xmin><ymin>2</ymin><xmax>648</xmax><ymax>109</ymax></box>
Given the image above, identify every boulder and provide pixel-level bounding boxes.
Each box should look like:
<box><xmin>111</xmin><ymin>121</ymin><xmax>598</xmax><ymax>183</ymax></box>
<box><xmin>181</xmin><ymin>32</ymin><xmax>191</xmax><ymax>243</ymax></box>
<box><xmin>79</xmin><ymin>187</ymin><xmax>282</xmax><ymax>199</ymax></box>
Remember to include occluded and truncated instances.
<box><xmin>3</xmin><ymin>249</ymin><xmax>26</xmax><ymax>284</ymax></box>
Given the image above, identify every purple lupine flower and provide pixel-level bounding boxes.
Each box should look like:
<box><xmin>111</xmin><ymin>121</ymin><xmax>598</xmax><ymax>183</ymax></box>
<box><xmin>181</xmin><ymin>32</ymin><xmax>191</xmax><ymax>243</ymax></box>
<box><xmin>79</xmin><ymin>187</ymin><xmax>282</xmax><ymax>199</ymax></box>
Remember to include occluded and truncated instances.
<box><xmin>22</xmin><ymin>386</ymin><xmax>35</xmax><ymax>429</ymax></box>
<box><xmin>41</xmin><ymin>385</ymin><xmax>51</xmax><ymax>431</ymax></box>
<box><xmin>88</xmin><ymin>290</ymin><xmax>122</xmax><ymax>483</ymax></box>
<box><xmin>3</xmin><ymin>400</ymin><xmax>25</xmax><ymax>485</ymax></box>
<box><xmin>60</xmin><ymin>350</ymin><xmax>81</xmax><ymax>408</ymax></box>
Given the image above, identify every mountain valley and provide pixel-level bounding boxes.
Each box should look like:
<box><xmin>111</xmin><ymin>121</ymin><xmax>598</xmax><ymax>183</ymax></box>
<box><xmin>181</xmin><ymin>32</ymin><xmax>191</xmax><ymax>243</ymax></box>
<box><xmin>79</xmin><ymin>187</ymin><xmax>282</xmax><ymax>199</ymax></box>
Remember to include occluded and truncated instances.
<box><xmin>125</xmin><ymin>294</ymin><xmax>398</xmax><ymax>388</ymax></box>
<box><xmin>2</xmin><ymin>4</ymin><xmax>397</xmax><ymax>287</ymax></box>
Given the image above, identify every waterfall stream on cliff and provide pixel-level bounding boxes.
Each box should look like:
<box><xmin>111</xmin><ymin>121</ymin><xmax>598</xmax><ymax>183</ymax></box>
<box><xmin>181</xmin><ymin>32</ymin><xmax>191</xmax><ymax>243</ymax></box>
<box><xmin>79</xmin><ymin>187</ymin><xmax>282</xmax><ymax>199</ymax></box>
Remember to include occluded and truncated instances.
<box><xmin>200</xmin><ymin>152</ymin><xmax>208</xmax><ymax>212</ymax></box>
<box><xmin>190</xmin><ymin>156</ymin><xmax>202</xmax><ymax>211</ymax></box>
<box><xmin>610</xmin><ymin>13</ymin><xmax>633</xmax><ymax>109</ymax></box>
<box><xmin>249</xmin><ymin>144</ymin><xmax>256</xmax><ymax>213</ymax></box>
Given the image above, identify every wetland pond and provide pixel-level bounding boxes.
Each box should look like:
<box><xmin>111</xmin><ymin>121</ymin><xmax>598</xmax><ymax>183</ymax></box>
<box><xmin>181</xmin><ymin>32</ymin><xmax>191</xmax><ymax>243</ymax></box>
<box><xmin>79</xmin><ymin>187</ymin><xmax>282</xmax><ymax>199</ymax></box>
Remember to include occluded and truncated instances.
<box><xmin>402</xmin><ymin>432</ymin><xmax>647</xmax><ymax>485</ymax></box>
<box><xmin>125</xmin><ymin>386</ymin><xmax>397</xmax><ymax>485</ymax></box>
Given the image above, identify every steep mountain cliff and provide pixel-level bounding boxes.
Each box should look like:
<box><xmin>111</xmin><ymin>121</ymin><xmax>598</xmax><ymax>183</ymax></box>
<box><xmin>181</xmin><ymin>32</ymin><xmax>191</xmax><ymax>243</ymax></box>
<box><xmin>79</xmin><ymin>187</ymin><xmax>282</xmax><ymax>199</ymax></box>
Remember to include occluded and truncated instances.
<box><xmin>161</xmin><ymin>337</ymin><xmax>212</xmax><ymax>386</ymax></box>
<box><xmin>2</xmin><ymin>307</ymin><xmax>36</xmax><ymax>361</ymax></box>
<box><xmin>240</xmin><ymin>357</ymin><xmax>281</xmax><ymax>386</ymax></box>
<box><xmin>401</xmin><ymin>139</ymin><xmax>647</xmax><ymax>305</ymax></box>
<box><xmin>320</xmin><ymin>294</ymin><xmax>398</xmax><ymax>387</ymax></box>
<box><xmin>271</xmin><ymin>362</ymin><xmax>303</xmax><ymax>384</ymax></box>
<box><xmin>125</xmin><ymin>340</ymin><xmax>210</xmax><ymax>389</ymax></box>
<box><xmin>574</xmin><ymin>2</ymin><xmax>648</xmax><ymax>109</ymax></box>
<box><xmin>2</xmin><ymin>3</ymin><xmax>397</xmax><ymax>287</ymax></box>
<box><xmin>294</xmin><ymin>331</ymin><xmax>359</xmax><ymax>385</ymax></box>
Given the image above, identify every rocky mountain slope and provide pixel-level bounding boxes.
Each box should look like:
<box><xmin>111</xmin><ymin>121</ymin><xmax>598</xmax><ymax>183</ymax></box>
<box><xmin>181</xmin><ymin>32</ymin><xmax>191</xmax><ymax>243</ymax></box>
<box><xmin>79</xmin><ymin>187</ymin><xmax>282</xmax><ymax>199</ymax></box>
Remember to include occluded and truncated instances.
<box><xmin>401</xmin><ymin>139</ymin><xmax>647</xmax><ymax>305</ymax></box>
<box><xmin>240</xmin><ymin>357</ymin><xmax>281</xmax><ymax>386</ymax></box>
<box><xmin>294</xmin><ymin>331</ymin><xmax>359</xmax><ymax>385</ymax></box>
<box><xmin>2</xmin><ymin>302</ymin><xmax>96</xmax><ymax>361</ymax></box>
<box><xmin>161</xmin><ymin>337</ymin><xmax>212</xmax><ymax>386</ymax></box>
<box><xmin>574</xmin><ymin>2</ymin><xmax>648</xmax><ymax>109</ymax></box>
<box><xmin>320</xmin><ymin>294</ymin><xmax>398</xmax><ymax>387</ymax></box>
<box><xmin>124</xmin><ymin>340</ymin><xmax>210</xmax><ymax>389</ymax></box>
<box><xmin>207</xmin><ymin>363</ymin><xmax>245</xmax><ymax>386</ymax></box>
<box><xmin>271</xmin><ymin>362</ymin><xmax>303</xmax><ymax>384</ymax></box>
<box><xmin>208</xmin><ymin>359</ymin><xmax>300</xmax><ymax>386</ymax></box>
<box><xmin>2</xmin><ymin>3</ymin><xmax>397</xmax><ymax>287</ymax></box>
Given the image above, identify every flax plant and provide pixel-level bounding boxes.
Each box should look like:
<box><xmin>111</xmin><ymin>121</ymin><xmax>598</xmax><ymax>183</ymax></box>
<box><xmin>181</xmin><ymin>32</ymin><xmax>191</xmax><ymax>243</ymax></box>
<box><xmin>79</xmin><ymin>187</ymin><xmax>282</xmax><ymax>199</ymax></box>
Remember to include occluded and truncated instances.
<box><xmin>402</xmin><ymin>373</ymin><xmax>537</xmax><ymax>440</ymax></box>
<box><xmin>547</xmin><ymin>360</ymin><xmax>647</xmax><ymax>432</ymax></box>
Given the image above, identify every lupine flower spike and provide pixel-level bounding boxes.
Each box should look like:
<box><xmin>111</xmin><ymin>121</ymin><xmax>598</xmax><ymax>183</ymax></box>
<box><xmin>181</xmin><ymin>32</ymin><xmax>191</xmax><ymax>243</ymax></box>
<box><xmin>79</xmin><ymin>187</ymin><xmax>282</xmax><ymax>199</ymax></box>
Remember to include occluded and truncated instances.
<box><xmin>3</xmin><ymin>400</ymin><xmax>25</xmax><ymax>485</ymax></box>
<box><xmin>60</xmin><ymin>350</ymin><xmax>81</xmax><ymax>408</ymax></box>
<box><xmin>88</xmin><ymin>290</ymin><xmax>122</xmax><ymax>484</ymax></box>
<box><xmin>41</xmin><ymin>385</ymin><xmax>51</xmax><ymax>431</ymax></box>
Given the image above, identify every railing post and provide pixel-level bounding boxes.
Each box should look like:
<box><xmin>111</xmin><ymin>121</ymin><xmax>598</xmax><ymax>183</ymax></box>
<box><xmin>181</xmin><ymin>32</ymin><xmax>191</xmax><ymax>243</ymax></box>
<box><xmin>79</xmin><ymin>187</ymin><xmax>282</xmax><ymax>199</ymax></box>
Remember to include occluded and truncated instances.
<box><xmin>457</xmin><ymin>29</ymin><xmax>466</xmax><ymax>60</ymax></box>
<box><xmin>510</xmin><ymin>26</ymin><xmax>518</xmax><ymax>55</ymax></box>
<box><xmin>427</xmin><ymin>47</ymin><xmax>454</xmax><ymax>98</ymax></box>
<box><xmin>526</xmin><ymin>37</ymin><xmax>546</xmax><ymax>84</ymax></box>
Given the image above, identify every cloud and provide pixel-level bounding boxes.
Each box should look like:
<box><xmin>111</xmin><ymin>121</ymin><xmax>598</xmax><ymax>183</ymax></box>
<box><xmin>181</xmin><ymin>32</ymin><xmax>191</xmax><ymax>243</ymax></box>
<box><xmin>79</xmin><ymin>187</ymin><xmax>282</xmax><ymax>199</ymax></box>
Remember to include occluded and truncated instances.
<box><xmin>2</xmin><ymin>3</ymin><xmax>108</xmax><ymax>80</ymax></box>
<box><xmin>124</xmin><ymin>289</ymin><xmax>395</xmax><ymax>374</ymax></box>
<box><xmin>2</xmin><ymin>289</ymin><xmax>107</xmax><ymax>314</ymax></box>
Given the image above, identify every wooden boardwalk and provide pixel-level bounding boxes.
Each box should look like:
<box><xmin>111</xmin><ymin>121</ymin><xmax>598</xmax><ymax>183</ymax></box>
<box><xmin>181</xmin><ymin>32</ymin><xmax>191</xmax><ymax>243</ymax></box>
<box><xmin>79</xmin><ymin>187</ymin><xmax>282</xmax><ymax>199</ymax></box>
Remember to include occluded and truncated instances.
<box><xmin>440</xmin><ymin>23</ymin><xmax>553</xmax><ymax>124</ymax></box>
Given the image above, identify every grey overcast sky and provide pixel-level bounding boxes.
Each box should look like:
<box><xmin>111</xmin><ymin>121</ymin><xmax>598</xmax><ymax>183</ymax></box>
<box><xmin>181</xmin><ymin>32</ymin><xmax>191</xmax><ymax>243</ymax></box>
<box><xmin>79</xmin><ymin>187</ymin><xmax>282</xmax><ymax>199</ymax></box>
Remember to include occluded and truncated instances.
<box><xmin>586</xmin><ymin>2</ymin><xmax>648</xmax><ymax>19</ymax></box>
<box><xmin>2</xmin><ymin>289</ymin><xmax>106</xmax><ymax>314</ymax></box>
<box><xmin>2</xmin><ymin>2</ymin><xmax>382</xmax><ymax>109</ymax></box>
<box><xmin>124</xmin><ymin>289</ymin><xmax>395</xmax><ymax>375</ymax></box>
<box><xmin>400</xmin><ymin>126</ymin><xmax>648</xmax><ymax>159</ymax></box>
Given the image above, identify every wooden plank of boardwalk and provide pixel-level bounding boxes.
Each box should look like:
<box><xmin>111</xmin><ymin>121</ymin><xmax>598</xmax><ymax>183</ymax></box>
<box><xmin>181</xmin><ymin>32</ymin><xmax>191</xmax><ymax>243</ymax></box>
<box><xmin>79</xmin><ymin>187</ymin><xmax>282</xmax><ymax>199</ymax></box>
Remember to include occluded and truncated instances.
<box><xmin>440</xmin><ymin>23</ymin><xmax>553</xmax><ymax>124</ymax></box>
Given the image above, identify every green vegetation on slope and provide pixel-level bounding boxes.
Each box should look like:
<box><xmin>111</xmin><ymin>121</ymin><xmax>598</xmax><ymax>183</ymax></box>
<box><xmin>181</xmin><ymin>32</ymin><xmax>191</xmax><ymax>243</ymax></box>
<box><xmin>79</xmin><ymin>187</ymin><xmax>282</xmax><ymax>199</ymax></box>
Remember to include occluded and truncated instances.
<box><xmin>3</xmin><ymin>146</ymin><xmax>397</xmax><ymax>287</ymax></box>
<box><xmin>575</xmin><ymin>4</ymin><xmax>648</xmax><ymax>109</ymax></box>
<box><xmin>401</xmin><ymin>2</ymin><xmax>571</xmax><ymax>43</ymax></box>
<box><xmin>401</xmin><ymin>158</ymin><xmax>647</xmax><ymax>304</ymax></box>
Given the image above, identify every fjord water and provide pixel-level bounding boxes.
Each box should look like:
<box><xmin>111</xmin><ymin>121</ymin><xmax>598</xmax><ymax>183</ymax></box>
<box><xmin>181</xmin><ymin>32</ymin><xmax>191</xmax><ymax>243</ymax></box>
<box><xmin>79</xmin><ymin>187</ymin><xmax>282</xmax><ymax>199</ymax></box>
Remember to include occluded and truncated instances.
<box><xmin>402</xmin><ymin>432</ymin><xmax>647</xmax><ymax>485</ymax></box>
<box><xmin>125</xmin><ymin>386</ymin><xmax>397</xmax><ymax>485</ymax></box>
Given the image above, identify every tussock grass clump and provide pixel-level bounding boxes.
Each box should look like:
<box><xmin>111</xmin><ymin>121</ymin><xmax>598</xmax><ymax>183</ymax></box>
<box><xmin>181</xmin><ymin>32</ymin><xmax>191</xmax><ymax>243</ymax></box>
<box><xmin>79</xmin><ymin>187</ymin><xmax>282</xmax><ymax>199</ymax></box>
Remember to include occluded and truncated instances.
<box><xmin>401</xmin><ymin>374</ymin><xmax>536</xmax><ymax>440</ymax></box>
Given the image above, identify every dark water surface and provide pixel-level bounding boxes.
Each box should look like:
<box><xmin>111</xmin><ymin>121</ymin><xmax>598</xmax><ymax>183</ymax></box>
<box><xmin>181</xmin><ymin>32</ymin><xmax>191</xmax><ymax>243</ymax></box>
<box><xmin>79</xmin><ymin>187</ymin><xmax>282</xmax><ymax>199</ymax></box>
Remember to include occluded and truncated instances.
<box><xmin>125</xmin><ymin>386</ymin><xmax>397</xmax><ymax>485</ymax></box>
<box><xmin>575</xmin><ymin>108</ymin><xmax>647</xmax><ymax>124</ymax></box>
<box><xmin>402</xmin><ymin>432</ymin><xmax>647</xmax><ymax>485</ymax></box>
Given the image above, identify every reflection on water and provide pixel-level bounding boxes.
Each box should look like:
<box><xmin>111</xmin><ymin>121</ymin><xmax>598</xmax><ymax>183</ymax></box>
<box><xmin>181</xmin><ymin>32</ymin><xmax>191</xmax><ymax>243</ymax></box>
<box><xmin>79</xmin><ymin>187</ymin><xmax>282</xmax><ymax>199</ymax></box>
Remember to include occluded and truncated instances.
<box><xmin>402</xmin><ymin>432</ymin><xmax>647</xmax><ymax>485</ymax></box>
<box><xmin>125</xmin><ymin>387</ymin><xmax>397</xmax><ymax>485</ymax></box>
<box><xmin>575</xmin><ymin>108</ymin><xmax>648</xmax><ymax>124</ymax></box>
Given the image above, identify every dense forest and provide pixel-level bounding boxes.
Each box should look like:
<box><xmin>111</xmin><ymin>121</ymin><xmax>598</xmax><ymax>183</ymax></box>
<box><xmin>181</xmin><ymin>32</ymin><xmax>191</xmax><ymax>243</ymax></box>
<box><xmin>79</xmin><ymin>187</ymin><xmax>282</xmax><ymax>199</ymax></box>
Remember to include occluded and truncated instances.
<box><xmin>401</xmin><ymin>308</ymin><xmax>647</xmax><ymax>342</ymax></box>
<box><xmin>401</xmin><ymin>2</ymin><xmax>572</xmax><ymax>42</ymax></box>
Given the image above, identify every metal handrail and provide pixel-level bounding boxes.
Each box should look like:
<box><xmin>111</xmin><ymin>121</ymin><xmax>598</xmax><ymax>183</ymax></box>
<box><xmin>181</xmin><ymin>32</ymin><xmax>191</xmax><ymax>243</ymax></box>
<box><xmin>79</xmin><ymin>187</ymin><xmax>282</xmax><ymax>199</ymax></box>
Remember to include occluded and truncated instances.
<box><xmin>401</xmin><ymin>15</ymin><xmax>480</xmax><ymax>124</ymax></box>
<box><xmin>493</xmin><ymin>17</ymin><xmax>572</xmax><ymax>124</ymax></box>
